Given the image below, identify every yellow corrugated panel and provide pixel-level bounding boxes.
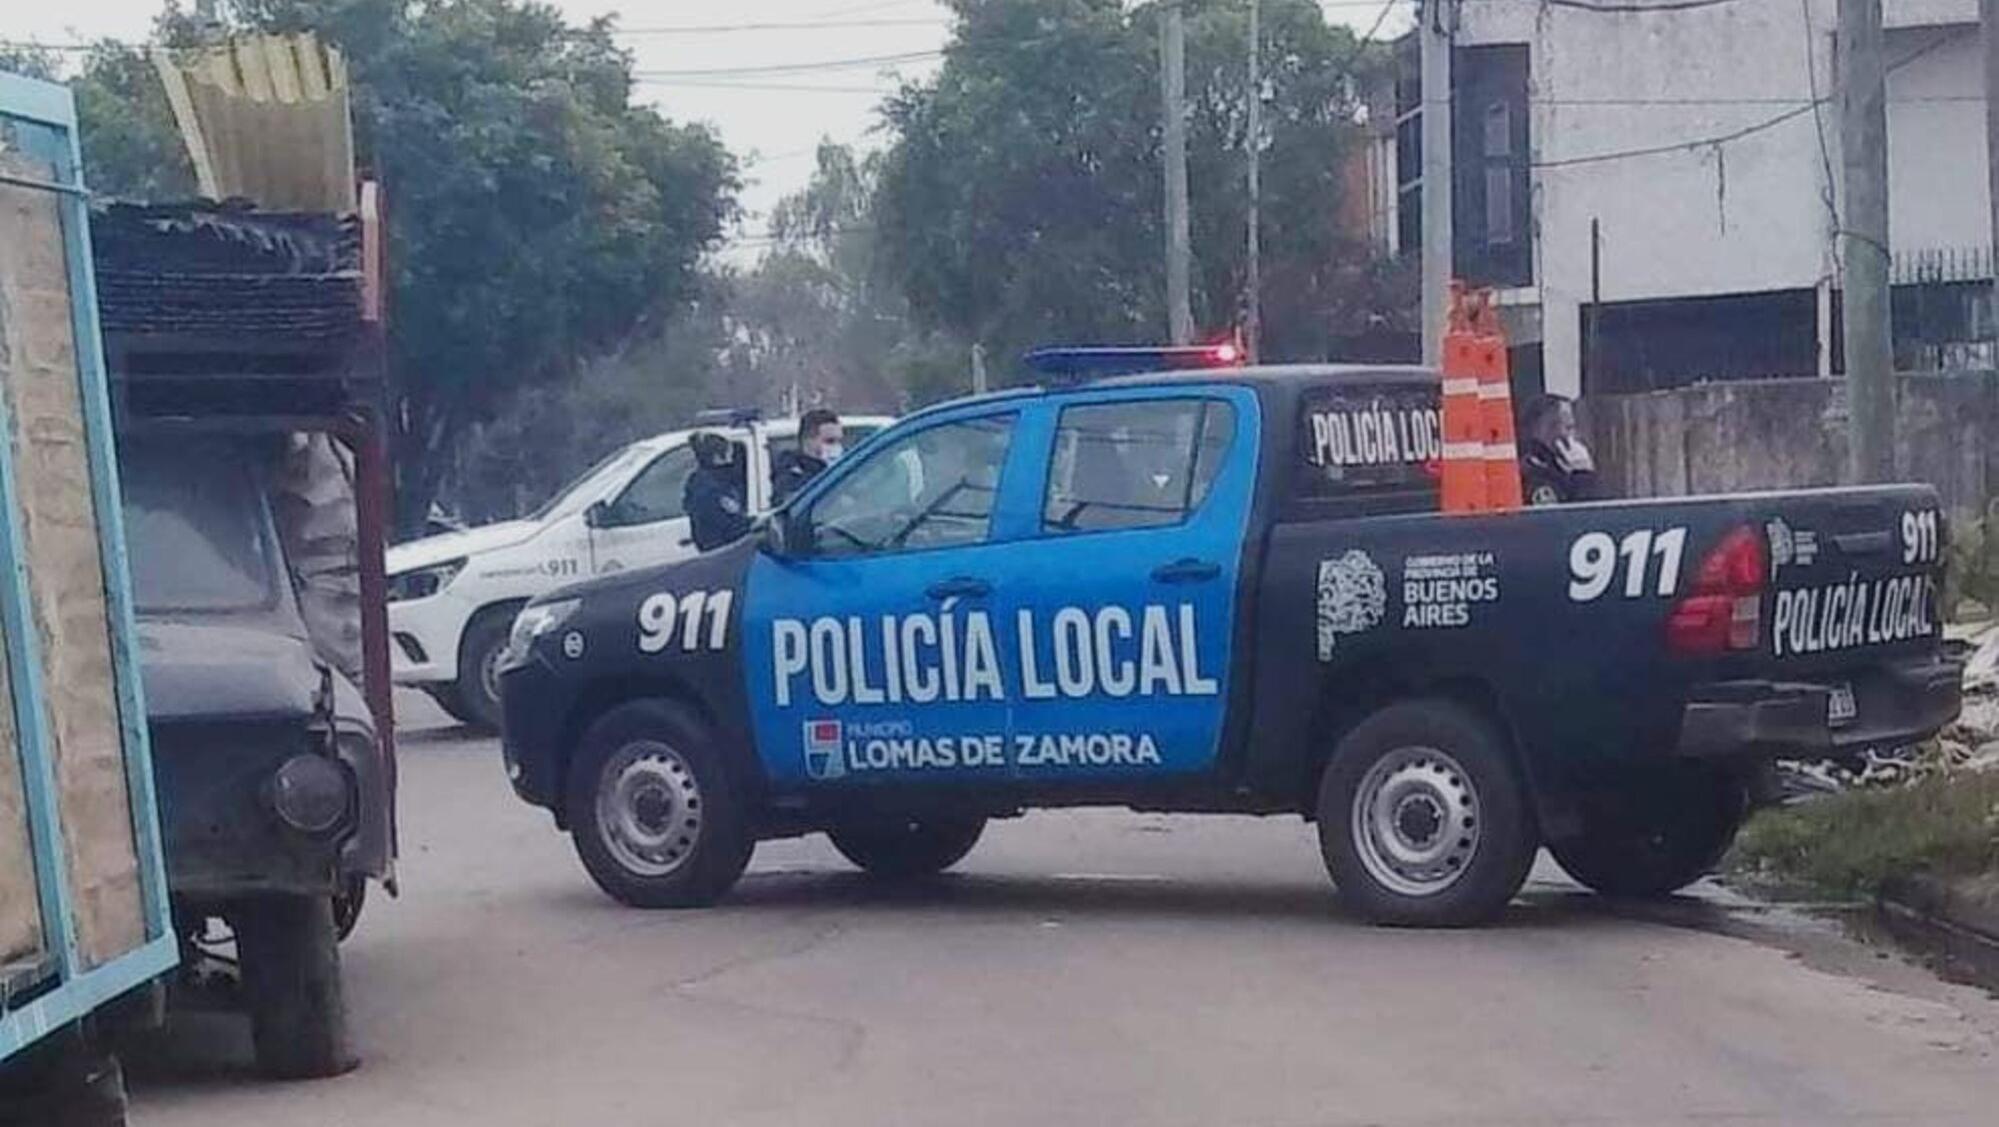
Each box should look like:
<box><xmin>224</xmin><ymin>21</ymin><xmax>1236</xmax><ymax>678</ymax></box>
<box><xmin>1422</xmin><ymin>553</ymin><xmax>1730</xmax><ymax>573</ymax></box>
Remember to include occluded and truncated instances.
<box><xmin>152</xmin><ymin>34</ymin><xmax>356</xmax><ymax>213</ymax></box>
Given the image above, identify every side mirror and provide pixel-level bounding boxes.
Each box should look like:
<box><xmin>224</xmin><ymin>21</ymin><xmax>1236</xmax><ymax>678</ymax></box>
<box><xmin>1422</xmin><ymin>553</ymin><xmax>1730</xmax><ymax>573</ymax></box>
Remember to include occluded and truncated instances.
<box><xmin>760</xmin><ymin>511</ymin><xmax>799</xmax><ymax>559</ymax></box>
<box><xmin>584</xmin><ymin>500</ymin><xmax>610</xmax><ymax>529</ymax></box>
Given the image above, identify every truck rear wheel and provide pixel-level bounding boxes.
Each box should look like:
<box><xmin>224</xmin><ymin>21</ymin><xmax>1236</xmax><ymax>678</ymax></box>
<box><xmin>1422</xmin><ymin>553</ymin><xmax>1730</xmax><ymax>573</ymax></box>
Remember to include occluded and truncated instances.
<box><xmin>1549</xmin><ymin>768</ymin><xmax>1749</xmax><ymax>899</ymax></box>
<box><xmin>567</xmin><ymin>700</ymin><xmax>753</xmax><ymax>909</ymax></box>
<box><xmin>231</xmin><ymin>894</ymin><xmax>355</xmax><ymax>1080</ymax></box>
<box><xmin>828</xmin><ymin>817</ymin><xmax>985</xmax><ymax>879</ymax></box>
<box><xmin>1316</xmin><ymin>700</ymin><xmax>1536</xmax><ymax>927</ymax></box>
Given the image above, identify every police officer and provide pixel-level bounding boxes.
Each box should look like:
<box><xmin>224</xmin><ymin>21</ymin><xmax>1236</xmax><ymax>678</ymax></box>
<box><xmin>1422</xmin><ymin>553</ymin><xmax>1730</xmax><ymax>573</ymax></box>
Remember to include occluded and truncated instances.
<box><xmin>684</xmin><ymin>431</ymin><xmax>751</xmax><ymax>551</ymax></box>
<box><xmin>772</xmin><ymin>407</ymin><xmax>844</xmax><ymax>505</ymax></box>
<box><xmin>1519</xmin><ymin>394</ymin><xmax>1598</xmax><ymax>505</ymax></box>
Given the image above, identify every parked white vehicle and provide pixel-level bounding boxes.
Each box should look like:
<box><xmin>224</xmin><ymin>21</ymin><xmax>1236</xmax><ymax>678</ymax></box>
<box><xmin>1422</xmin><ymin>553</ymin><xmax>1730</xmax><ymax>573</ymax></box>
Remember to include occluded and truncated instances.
<box><xmin>387</xmin><ymin>412</ymin><xmax>892</xmax><ymax>728</ymax></box>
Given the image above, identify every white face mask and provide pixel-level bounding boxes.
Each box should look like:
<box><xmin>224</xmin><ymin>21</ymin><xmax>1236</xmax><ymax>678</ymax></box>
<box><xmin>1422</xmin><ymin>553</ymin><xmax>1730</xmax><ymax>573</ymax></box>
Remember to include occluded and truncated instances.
<box><xmin>819</xmin><ymin>443</ymin><xmax>843</xmax><ymax>464</ymax></box>
<box><xmin>1556</xmin><ymin>435</ymin><xmax>1595</xmax><ymax>473</ymax></box>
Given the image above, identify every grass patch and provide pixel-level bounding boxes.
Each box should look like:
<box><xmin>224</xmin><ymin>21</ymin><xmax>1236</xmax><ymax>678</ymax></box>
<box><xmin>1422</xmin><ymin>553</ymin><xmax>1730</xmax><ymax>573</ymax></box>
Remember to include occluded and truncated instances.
<box><xmin>1727</xmin><ymin>772</ymin><xmax>1999</xmax><ymax>898</ymax></box>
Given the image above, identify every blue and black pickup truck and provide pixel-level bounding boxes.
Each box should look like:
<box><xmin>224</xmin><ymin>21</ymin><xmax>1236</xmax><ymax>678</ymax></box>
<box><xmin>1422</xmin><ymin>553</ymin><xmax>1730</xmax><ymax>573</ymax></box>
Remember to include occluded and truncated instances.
<box><xmin>496</xmin><ymin>365</ymin><xmax>1960</xmax><ymax>926</ymax></box>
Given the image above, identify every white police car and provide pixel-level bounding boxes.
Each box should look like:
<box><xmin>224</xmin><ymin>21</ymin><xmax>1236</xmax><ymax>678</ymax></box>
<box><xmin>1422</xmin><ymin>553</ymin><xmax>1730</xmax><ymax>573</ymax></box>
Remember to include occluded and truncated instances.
<box><xmin>387</xmin><ymin>411</ymin><xmax>890</xmax><ymax>729</ymax></box>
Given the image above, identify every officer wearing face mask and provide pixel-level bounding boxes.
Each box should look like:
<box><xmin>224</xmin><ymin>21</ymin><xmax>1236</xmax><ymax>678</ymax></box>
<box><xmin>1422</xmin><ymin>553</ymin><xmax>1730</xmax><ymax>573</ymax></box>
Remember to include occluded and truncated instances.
<box><xmin>772</xmin><ymin>407</ymin><xmax>844</xmax><ymax>505</ymax></box>
<box><xmin>1520</xmin><ymin>394</ymin><xmax>1598</xmax><ymax>505</ymax></box>
<box><xmin>684</xmin><ymin>431</ymin><xmax>752</xmax><ymax>551</ymax></box>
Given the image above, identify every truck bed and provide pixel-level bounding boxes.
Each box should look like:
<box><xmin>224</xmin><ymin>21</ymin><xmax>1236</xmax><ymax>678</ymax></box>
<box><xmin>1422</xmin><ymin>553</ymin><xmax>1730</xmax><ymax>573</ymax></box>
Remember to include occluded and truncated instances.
<box><xmin>1244</xmin><ymin>484</ymin><xmax>1954</xmax><ymax>802</ymax></box>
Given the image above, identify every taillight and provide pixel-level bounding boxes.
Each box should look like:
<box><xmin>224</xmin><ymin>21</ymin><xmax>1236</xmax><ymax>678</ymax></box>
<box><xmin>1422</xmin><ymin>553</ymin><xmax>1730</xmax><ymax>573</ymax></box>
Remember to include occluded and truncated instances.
<box><xmin>1665</xmin><ymin>525</ymin><xmax>1766</xmax><ymax>656</ymax></box>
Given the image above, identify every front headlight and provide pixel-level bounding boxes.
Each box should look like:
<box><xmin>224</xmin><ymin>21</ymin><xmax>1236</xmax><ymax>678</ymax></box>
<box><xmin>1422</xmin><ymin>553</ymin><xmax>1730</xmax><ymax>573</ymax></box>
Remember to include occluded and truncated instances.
<box><xmin>387</xmin><ymin>557</ymin><xmax>466</xmax><ymax>602</ymax></box>
<box><xmin>500</xmin><ymin>597</ymin><xmax>581</xmax><ymax>671</ymax></box>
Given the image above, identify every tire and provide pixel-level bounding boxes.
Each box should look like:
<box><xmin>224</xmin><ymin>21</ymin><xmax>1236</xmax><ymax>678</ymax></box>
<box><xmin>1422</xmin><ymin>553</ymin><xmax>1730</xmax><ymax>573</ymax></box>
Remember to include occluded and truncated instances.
<box><xmin>332</xmin><ymin>875</ymin><xmax>367</xmax><ymax>942</ymax></box>
<box><xmin>1316</xmin><ymin>699</ymin><xmax>1537</xmax><ymax>927</ymax></box>
<box><xmin>0</xmin><ymin>1025</ymin><xmax>128</xmax><ymax>1126</ymax></box>
<box><xmin>452</xmin><ymin>611</ymin><xmax>514</xmax><ymax>733</ymax></box>
<box><xmin>828</xmin><ymin>817</ymin><xmax>985</xmax><ymax>879</ymax></box>
<box><xmin>425</xmin><ymin>683</ymin><xmax>481</xmax><ymax>728</ymax></box>
<box><xmin>1549</xmin><ymin>767</ymin><xmax>1749</xmax><ymax>899</ymax></box>
<box><xmin>231</xmin><ymin>895</ymin><xmax>355</xmax><ymax>1080</ymax></box>
<box><xmin>566</xmin><ymin>700</ymin><xmax>753</xmax><ymax>909</ymax></box>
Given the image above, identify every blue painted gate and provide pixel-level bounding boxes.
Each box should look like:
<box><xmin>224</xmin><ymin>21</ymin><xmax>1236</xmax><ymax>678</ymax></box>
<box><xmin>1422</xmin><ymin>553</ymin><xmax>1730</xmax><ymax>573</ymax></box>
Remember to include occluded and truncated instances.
<box><xmin>0</xmin><ymin>71</ymin><xmax>176</xmax><ymax>1064</ymax></box>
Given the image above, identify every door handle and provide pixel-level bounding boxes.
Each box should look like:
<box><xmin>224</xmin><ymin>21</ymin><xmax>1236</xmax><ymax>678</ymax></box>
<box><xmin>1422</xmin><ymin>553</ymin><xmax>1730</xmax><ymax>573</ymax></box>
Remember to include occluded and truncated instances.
<box><xmin>926</xmin><ymin>576</ymin><xmax>992</xmax><ymax>600</ymax></box>
<box><xmin>1831</xmin><ymin>530</ymin><xmax>1892</xmax><ymax>556</ymax></box>
<box><xmin>1152</xmin><ymin>558</ymin><xmax>1221</xmax><ymax>584</ymax></box>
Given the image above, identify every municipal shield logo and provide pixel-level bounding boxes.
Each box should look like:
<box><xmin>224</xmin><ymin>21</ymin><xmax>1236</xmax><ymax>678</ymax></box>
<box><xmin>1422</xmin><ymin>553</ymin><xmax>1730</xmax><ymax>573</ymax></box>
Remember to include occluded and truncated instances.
<box><xmin>803</xmin><ymin>719</ymin><xmax>845</xmax><ymax>780</ymax></box>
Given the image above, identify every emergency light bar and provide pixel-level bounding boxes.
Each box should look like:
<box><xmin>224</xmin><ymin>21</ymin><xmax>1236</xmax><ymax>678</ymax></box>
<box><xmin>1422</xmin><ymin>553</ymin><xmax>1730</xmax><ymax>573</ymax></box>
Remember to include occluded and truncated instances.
<box><xmin>1022</xmin><ymin>341</ymin><xmax>1245</xmax><ymax>380</ymax></box>
<box><xmin>693</xmin><ymin>407</ymin><xmax>763</xmax><ymax>427</ymax></box>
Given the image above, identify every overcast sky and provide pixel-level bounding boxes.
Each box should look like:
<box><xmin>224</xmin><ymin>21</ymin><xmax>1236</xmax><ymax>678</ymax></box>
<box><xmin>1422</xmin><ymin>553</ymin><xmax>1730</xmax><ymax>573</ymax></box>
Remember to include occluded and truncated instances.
<box><xmin>7</xmin><ymin>0</ymin><xmax>1407</xmax><ymax>254</ymax></box>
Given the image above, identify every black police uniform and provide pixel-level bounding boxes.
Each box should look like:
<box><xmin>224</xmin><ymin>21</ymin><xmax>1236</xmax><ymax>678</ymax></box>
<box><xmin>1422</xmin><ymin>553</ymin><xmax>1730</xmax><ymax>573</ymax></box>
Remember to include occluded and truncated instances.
<box><xmin>770</xmin><ymin>448</ymin><xmax>827</xmax><ymax>505</ymax></box>
<box><xmin>684</xmin><ymin>459</ymin><xmax>751</xmax><ymax>551</ymax></box>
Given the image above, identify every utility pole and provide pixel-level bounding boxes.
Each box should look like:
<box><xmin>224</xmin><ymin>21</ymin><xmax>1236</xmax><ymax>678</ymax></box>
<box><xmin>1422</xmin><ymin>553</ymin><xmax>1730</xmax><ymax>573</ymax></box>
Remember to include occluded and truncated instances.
<box><xmin>1983</xmin><ymin>0</ymin><xmax>1999</xmax><ymax>360</ymax></box>
<box><xmin>970</xmin><ymin>343</ymin><xmax>988</xmax><ymax>394</ymax></box>
<box><xmin>1161</xmin><ymin>1</ymin><xmax>1195</xmax><ymax>345</ymax></box>
<box><xmin>1245</xmin><ymin>0</ymin><xmax>1263</xmax><ymax>361</ymax></box>
<box><xmin>1419</xmin><ymin>0</ymin><xmax>1455</xmax><ymax>366</ymax></box>
<box><xmin>1841</xmin><ymin>0</ymin><xmax>1895</xmax><ymax>482</ymax></box>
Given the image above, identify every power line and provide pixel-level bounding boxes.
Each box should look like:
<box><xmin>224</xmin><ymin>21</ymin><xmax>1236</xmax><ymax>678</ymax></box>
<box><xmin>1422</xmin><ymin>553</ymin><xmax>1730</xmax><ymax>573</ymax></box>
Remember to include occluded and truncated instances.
<box><xmin>637</xmin><ymin>79</ymin><xmax>894</xmax><ymax>94</ymax></box>
<box><xmin>630</xmin><ymin>50</ymin><xmax>941</xmax><ymax>79</ymax></box>
<box><xmin>1532</xmin><ymin>25</ymin><xmax>1969</xmax><ymax>168</ymax></box>
<box><xmin>612</xmin><ymin>18</ymin><xmax>945</xmax><ymax>35</ymax></box>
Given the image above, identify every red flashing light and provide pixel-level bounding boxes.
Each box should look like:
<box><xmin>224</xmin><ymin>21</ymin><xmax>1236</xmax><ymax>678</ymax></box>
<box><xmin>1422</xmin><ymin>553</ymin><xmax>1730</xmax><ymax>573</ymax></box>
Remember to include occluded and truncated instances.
<box><xmin>1665</xmin><ymin>526</ymin><xmax>1766</xmax><ymax>656</ymax></box>
<box><xmin>1211</xmin><ymin>341</ymin><xmax>1241</xmax><ymax>365</ymax></box>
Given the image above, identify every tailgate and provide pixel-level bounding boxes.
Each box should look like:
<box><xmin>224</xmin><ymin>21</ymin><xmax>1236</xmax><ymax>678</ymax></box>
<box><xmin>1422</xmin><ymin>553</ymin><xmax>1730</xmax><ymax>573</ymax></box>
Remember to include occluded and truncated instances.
<box><xmin>1753</xmin><ymin>486</ymin><xmax>1945</xmax><ymax>674</ymax></box>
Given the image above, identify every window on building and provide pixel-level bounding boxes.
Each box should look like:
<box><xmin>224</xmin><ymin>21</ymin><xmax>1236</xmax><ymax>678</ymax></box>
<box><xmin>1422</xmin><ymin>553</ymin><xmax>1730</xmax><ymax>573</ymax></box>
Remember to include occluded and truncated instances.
<box><xmin>1452</xmin><ymin>44</ymin><xmax>1532</xmax><ymax>288</ymax></box>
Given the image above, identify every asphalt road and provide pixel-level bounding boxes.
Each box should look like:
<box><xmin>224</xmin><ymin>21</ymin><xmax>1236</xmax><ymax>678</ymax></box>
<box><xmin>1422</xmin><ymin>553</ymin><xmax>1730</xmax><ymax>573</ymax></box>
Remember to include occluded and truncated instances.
<box><xmin>127</xmin><ymin>694</ymin><xmax>1999</xmax><ymax>1126</ymax></box>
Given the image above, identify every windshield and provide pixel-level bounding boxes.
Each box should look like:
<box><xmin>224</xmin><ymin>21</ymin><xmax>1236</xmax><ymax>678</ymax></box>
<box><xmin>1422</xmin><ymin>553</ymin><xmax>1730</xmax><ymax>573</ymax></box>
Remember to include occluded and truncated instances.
<box><xmin>525</xmin><ymin>443</ymin><xmax>654</xmax><ymax>523</ymax></box>
<box><xmin>120</xmin><ymin>446</ymin><xmax>279</xmax><ymax>614</ymax></box>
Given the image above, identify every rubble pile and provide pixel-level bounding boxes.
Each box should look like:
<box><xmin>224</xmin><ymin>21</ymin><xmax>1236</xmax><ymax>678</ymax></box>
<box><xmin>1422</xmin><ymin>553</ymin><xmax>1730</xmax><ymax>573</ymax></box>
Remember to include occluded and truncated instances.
<box><xmin>1777</xmin><ymin>622</ymin><xmax>1999</xmax><ymax>797</ymax></box>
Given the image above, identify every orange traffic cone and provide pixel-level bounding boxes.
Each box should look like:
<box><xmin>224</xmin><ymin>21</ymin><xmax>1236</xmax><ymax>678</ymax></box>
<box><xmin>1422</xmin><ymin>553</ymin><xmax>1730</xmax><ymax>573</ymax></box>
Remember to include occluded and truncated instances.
<box><xmin>1476</xmin><ymin>326</ymin><xmax>1524</xmax><ymax>512</ymax></box>
<box><xmin>1439</xmin><ymin>282</ymin><xmax>1488</xmax><ymax>513</ymax></box>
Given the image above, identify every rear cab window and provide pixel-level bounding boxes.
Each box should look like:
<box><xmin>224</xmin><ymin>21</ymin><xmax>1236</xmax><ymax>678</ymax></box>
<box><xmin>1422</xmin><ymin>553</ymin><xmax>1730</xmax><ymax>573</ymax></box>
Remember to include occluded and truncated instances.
<box><xmin>1294</xmin><ymin>382</ymin><xmax>1443</xmax><ymax>500</ymax></box>
<box><xmin>1043</xmin><ymin>398</ymin><xmax>1236</xmax><ymax>533</ymax></box>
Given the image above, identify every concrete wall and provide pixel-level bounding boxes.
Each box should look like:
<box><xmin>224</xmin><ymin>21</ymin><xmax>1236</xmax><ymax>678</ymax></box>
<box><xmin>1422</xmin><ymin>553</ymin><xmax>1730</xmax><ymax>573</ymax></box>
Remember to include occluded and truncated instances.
<box><xmin>1452</xmin><ymin>0</ymin><xmax>1987</xmax><ymax>398</ymax></box>
<box><xmin>1590</xmin><ymin>372</ymin><xmax>1999</xmax><ymax>516</ymax></box>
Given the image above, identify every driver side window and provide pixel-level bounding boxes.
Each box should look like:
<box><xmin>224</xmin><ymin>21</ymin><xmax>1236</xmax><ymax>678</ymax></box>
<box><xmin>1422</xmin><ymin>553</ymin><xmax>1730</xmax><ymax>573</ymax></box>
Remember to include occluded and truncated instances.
<box><xmin>601</xmin><ymin>445</ymin><xmax>699</xmax><ymax>528</ymax></box>
<box><xmin>802</xmin><ymin>413</ymin><xmax>1016</xmax><ymax>558</ymax></box>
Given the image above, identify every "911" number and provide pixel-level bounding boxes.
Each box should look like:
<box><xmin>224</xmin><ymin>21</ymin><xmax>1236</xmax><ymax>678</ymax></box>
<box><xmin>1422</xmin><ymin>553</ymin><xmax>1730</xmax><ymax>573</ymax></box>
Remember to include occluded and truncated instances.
<box><xmin>638</xmin><ymin>589</ymin><xmax>735</xmax><ymax>654</ymax></box>
<box><xmin>1567</xmin><ymin>527</ymin><xmax>1687</xmax><ymax>602</ymax></box>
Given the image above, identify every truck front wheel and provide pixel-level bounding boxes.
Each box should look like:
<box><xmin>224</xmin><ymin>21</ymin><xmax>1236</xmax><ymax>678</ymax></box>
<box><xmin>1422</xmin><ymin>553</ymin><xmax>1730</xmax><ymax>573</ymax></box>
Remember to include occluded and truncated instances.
<box><xmin>230</xmin><ymin>894</ymin><xmax>355</xmax><ymax>1080</ymax></box>
<box><xmin>567</xmin><ymin>700</ymin><xmax>753</xmax><ymax>908</ymax></box>
<box><xmin>1317</xmin><ymin>700</ymin><xmax>1537</xmax><ymax>927</ymax></box>
<box><xmin>1549</xmin><ymin>767</ymin><xmax>1749</xmax><ymax>899</ymax></box>
<box><xmin>451</xmin><ymin>611</ymin><xmax>514</xmax><ymax>733</ymax></box>
<box><xmin>828</xmin><ymin>817</ymin><xmax>985</xmax><ymax>879</ymax></box>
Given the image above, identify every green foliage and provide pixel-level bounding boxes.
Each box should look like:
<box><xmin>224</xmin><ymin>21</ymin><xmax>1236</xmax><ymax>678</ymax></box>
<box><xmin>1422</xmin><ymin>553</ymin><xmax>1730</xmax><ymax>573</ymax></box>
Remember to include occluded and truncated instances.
<box><xmin>452</xmin><ymin>282</ymin><xmax>734</xmax><ymax>522</ymax></box>
<box><xmin>729</xmin><ymin>142</ymin><xmax>970</xmax><ymax>415</ymax></box>
<box><xmin>72</xmin><ymin>46</ymin><xmax>200</xmax><ymax>200</ymax></box>
<box><xmin>56</xmin><ymin>0</ymin><xmax>740</xmax><ymax>529</ymax></box>
<box><xmin>1728</xmin><ymin>772</ymin><xmax>1999</xmax><ymax>896</ymax></box>
<box><xmin>873</xmin><ymin>0</ymin><xmax>1387</xmax><ymax>378</ymax></box>
<box><xmin>0</xmin><ymin>42</ymin><xmax>199</xmax><ymax>199</ymax></box>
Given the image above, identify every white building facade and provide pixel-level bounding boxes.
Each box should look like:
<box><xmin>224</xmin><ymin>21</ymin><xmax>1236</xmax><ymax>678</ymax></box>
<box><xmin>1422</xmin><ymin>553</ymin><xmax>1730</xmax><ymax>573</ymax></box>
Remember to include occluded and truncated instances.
<box><xmin>1392</xmin><ymin>0</ymin><xmax>1990</xmax><ymax>398</ymax></box>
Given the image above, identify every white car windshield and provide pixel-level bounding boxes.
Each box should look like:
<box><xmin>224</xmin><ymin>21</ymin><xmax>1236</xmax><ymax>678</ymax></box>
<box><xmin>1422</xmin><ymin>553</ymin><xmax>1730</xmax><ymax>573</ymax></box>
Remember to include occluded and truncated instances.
<box><xmin>525</xmin><ymin>443</ymin><xmax>654</xmax><ymax>522</ymax></box>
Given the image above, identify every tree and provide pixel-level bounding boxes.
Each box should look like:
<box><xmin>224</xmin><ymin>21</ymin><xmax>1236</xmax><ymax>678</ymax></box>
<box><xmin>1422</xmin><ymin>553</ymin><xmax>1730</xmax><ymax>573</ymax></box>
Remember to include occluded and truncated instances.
<box><xmin>235</xmin><ymin>0</ymin><xmax>738</xmax><ymax>530</ymax></box>
<box><xmin>450</xmin><ymin>281</ymin><xmax>734</xmax><ymax>522</ymax></box>
<box><xmin>728</xmin><ymin>142</ymin><xmax>968</xmax><ymax>414</ymax></box>
<box><xmin>873</xmin><ymin>0</ymin><xmax>1381</xmax><ymax>376</ymax></box>
<box><xmin>0</xmin><ymin>42</ymin><xmax>199</xmax><ymax>199</ymax></box>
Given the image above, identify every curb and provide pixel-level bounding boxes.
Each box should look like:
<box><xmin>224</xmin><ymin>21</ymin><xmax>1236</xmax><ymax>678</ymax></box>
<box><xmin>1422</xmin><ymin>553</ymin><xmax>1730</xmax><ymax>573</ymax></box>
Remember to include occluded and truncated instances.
<box><xmin>1876</xmin><ymin>873</ymin><xmax>1999</xmax><ymax>992</ymax></box>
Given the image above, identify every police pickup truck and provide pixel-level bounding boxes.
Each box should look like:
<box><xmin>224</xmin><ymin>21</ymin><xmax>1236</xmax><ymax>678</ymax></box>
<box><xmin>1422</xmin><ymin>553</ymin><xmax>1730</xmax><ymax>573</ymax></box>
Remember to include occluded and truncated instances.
<box><xmin>496</xmin><ymin>365</ymin><xmax>1960</xmax><ymax>926</ymax></box>
<box><xmin>388</xmin><ymin>412</ymin><xmax>889</xmax><ymax>730</ymax></box>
